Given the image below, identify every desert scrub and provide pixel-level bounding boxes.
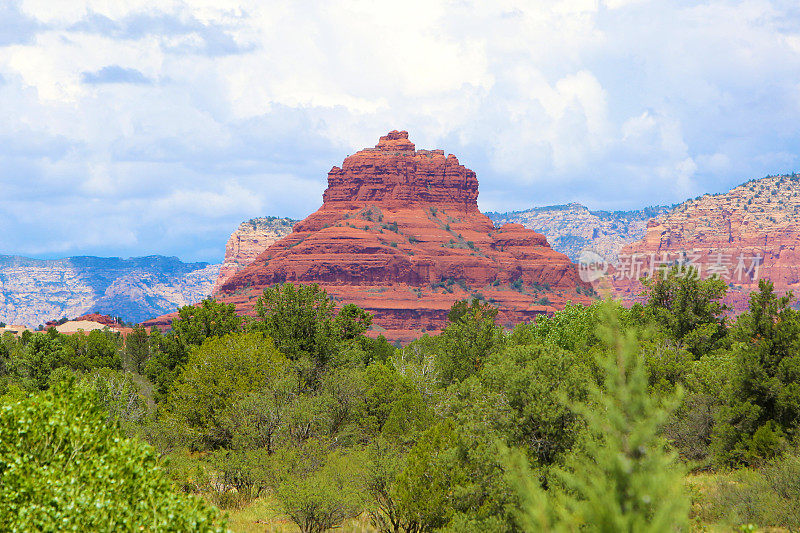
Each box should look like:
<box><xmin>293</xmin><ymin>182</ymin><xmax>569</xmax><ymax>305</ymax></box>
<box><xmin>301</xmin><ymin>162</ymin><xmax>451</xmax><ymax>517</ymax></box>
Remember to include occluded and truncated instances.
<box><xmin>708</xmin><ymin>455</ymin><xmax>800</xmax><ymax>530</ymax></box>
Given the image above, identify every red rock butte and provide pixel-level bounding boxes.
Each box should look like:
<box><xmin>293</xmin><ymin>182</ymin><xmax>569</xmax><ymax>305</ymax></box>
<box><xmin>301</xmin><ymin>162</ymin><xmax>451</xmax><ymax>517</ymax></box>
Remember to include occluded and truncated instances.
<box><xmin>214</xmin><ymin>130</ymin><xmax>594</xmax><ymax>341</ymax></box>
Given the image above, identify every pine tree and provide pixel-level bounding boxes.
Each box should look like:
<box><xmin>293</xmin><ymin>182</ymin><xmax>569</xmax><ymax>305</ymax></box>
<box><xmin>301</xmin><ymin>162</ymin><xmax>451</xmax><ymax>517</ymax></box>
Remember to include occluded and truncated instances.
<box><xmin>567</xmin><ymin>303</ymin><xmax>689</xmax><ymax>531</ymax></box>
<box><xmin>508</xmin><ymin>302</ymin><xmax>689</xmax><ymax>532</ymax></box>
<box><xmin>712</xmin><ymin>279</ymin><xmax>800</xmax><ymax>465</ymax></box>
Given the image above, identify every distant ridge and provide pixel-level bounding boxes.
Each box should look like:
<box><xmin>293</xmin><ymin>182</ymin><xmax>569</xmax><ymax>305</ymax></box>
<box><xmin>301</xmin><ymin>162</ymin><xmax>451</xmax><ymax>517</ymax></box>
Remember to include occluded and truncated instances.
<box><xmin>0</xmin><ymin>254</ymin><xmax>220</xmax><ymax>326</ymax></box>
<box><xmin>486</xmin><ymin>202</ymin><xmax>673</xmax><ymax>261</ymax></box>
<box><xmin>212</xmin><ymin>216</ymin><xmax>297</xmax><ymax>293</ymax></box>
<box><xmin>609</xmin><ymin>173</ymin><xmax>800</xmax><ymax>312</ymax></box>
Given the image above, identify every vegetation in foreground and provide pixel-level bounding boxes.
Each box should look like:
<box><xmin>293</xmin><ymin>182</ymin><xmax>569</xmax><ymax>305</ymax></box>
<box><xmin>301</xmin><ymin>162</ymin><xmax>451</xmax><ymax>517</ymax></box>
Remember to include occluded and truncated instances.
<box><xmin>2</xmin><ymin>269</ymin><xmax>800</xmax><ymax>531</ymax></box>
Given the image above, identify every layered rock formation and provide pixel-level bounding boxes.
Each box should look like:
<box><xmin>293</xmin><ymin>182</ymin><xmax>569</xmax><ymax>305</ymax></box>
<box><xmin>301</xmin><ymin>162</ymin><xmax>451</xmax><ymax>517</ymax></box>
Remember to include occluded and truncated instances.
<box><xmin>216</xmin><ymin>131</ymin><xmax>593</xmax><ymax>341</ymax></box>
<box><xmin>212</xmin><ymin>217</ymin><xmax>296</xmax><ymax>293</ymax></box>
<box><xmin>0</xmin><ymin>255</ymin><xmax>219</xmax><ymax>326</ymax></box>
<box><xmin>605</xmin><ymin>174</ymin><xmax>800</xmax><ymax>311</ymax></box>
<box><xmin>487</xmin><ymin>203</ymin><xmax>671</xmax><ymax>262</ymax></box>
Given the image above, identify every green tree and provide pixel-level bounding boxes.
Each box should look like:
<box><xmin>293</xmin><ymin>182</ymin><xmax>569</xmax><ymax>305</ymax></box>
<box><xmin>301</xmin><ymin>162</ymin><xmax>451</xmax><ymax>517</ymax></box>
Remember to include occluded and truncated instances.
<box><xmin>509</xmin><ymin>302</ymin><xmax>604</xmax><ymax>354</ymax></box>
<box><xmin>334</xmin><ymin>303</ymin><xmax>373</xmax><ymax>340</ymax></box>
<box><xmin>205</xmin><ymin>447</ymin><xmax>272</xmax><ymax>508</ymax></box>
<box><xmin>124</xmin><ymin>324</ymin><xmax>150</xmax><ymax>373</ymax></box>
<box><xmin>221</xmin><ymin>373</ymin><xmax>295</xmax><ymax>454</ymax></box>
<box><xmin>62</xmin><ymin>329</ymin><xmax>122</xmax><ymax>372</ymax></box>
<box><xmin>481</xmin><ymin>343</ymin><xmax>590</xmax><ymax>466</ymax></box>
<box><xmin>172</xmin><ymin>298</ymin><xmax>241</xmax><ymax>348</ymax></box>
<box><xmin>78</xmin><ymin>368</ymin><xmax>148</xmax><ymax>431</ymax></box>
<box><xmin>143</xmin><ymin>326</ymin><xmax>183</xmax><ymax>400</ymax></box>
<box><xmin>14</xmin><ymin>331</ymin><xmax>67</xmax><ymax>390</ymax></box>
<box><xmin>254</xmin><ymin>283</ymin><xmax>338</xmax><ymax>362</ymax></box>
<box><xmin>364</xmin><ymin>439</ymin><xmax>409</xmax><ymax>533</ymax></box>
<box><xmin>713</xmin><ymin>280</ymin><xmax>800</xmax><ymax>465</ymax></box>
<box><xmin>637</xmin><ymin>265</ymin><xmax>728</xmax><ymax>356</ymax></box>
<box><xmin>359</xmin><ymin>361</ymin><xmax>431</xmax><ymax>440</ymax></box>
<box><xmin>271</xmin><ymin>439</ymin><xmax>364</xmax><ymax>533</ymax></box>
<box><xmin>434</xmin><ymin>299</ymin><xmax>504</xmax><ymax>386</ymax></box>
<box><xmin>561</xmin><ymin>303</ymin><xmax>689</xmax><ymax>531</ymax></box>
<box><xmin>166</xmin><ymin>332</ymin><xmax>288</xmax><ymax>449</ymax></box>
<box><xmin>145</xmin><ymin>300</ymin><xmax>240</xmax><ymax>401</ymax></box>
<box><xmin>0</xmin><ymin>384</ymin><xmax>226</xmax><ymax>531</ymax></box>
<box><xmin>253</xmin><ymin>283</ymin><xmax>373</xmax><ymax>389</ymax></box>
<box><xmin>359</xmin><ymin>334</ymin><xmax>396</xmax><ymax>364</ymax></box>
<box><xmin>392</xmin><ymin>420</ymin><xmax>463</xmax><ymax>532</ymax></box>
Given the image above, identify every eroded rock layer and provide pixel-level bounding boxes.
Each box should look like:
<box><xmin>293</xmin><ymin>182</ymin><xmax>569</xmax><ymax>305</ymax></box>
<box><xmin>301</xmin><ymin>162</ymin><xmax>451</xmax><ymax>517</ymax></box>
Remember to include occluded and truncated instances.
<box><xmin>215</xmin><ymin>131</ymin><xmax>593</xmax><ymax>341</ymax></box>
<box><xmin>212</xmin><ymin>217</ymin><xmax>296</xmax><ymax>293</ymax></box>
<box><xmin>0</xmin><ymin>255</ymin><xmax>219</xmax><ymax>326</ymax></box>
<box><xmin>605</xmin><ymin>174</ymin><xmax>800</xmax><ymax>312</ymax></box>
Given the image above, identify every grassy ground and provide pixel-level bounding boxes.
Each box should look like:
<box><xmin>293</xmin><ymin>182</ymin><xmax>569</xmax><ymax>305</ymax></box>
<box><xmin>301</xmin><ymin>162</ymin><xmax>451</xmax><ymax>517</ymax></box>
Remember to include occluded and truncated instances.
<box><xmin>687</xmin><ymin>471</ymin><xmax>790</xmax><ymax>533</ymax></box>
<box><xmin>220</xmin><ymin>494</ymin><xmax>375</xmax><ymax>533</ymax></box>
<box><xmin>213</xmin><ymin>473</ymin><xmax>790</xmax><ymax>532</ymax></box>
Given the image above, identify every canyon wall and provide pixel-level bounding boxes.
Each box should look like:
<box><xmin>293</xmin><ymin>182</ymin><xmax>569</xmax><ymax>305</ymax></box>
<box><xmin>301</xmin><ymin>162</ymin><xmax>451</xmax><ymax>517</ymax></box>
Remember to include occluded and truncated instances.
<box><xmin>212</xmin><ymin>217</ymin><xmax>296</xmax><ymax>293</ymax></box>
<box><xmin>487</xmin><ymin>203</ymin><xmax>671</xmax><ymax>262</ymax></box>
<box><xmin>602</xmin><ymin>174</ymin><xmax>800</xmax><ymax>311</ymax></box>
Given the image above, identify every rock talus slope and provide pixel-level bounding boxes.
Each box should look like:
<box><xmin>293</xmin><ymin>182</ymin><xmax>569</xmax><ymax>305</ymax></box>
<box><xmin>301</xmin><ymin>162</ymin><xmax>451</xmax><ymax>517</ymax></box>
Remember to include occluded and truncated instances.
<box><xmin>216</xmin><ymin>131</ymin><xmax>593</xmax><ymax>341</ymax></box>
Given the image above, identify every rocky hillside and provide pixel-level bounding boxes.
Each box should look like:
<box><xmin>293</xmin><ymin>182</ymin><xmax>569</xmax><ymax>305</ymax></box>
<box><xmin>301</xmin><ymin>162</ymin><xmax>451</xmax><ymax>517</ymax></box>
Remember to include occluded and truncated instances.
<box><xmin>212</xmin><ymin>216</ymin><xmax>296</xmax><ymax>293</ymax></box>
<box><xmin>0</xmin><ymin>255</ymin><xmax>219</xmax><ymax>326</ymax></box>
<box><xmin>214</xmin><ymin>131</ymin><xmax>593</xmax><ymax>341</ymax></box>
<box><xmin>487</xmin><ymin>203</ymin><xmax>671</xmax><ymax>262</ymax></box>
<box><xmin>607</xmin><ymin>173</ymin><xmax>800</xmax><ymax>311</ymax></box>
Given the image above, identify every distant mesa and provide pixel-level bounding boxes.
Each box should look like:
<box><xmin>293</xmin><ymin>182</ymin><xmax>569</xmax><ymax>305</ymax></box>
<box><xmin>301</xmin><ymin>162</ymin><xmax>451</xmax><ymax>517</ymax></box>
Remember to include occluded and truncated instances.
<box><xmin>487</xmin><ymin>203</ymin><xmax>672</xmax><ymax>262</ymax></box>
<box><xmin>0</xmin><ymin>324</ymin><xmax>32</xmax><ymax>336</ymax></box>
<box><xmin>0</xmin><ymin>313</ymin><xmax>132</xmax><ymax>337</ymax></box>
<box><xmin>212</xmin><ymin>130</ymin><xmax>593</xmax><ymax>341</ymax></box>
<box><xmin>54</xmin><ymin>320</ymin><xmax>130</xmax><ymax>336</ymax></box>
<box><xmin>46</xmin><ymin>313</ymin><xmax>118</xmax><ymax>328</ymax></box>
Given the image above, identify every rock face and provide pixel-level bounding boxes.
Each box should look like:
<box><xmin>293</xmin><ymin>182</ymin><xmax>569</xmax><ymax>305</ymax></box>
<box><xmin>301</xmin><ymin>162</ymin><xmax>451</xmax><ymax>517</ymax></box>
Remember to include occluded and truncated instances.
<box><xmin>605</xmin><ymin>174</ymin><xmax>800</xmax><ymax>312</ymax></box>
<box><xmin>0</xmin><ymin>255</ymin><xmax>220</xmax><ymax>326</ymax></box>
<box><xmin>487</xmin><ymin>203</ymin><xmax>671</xmax><ymax>262</ymax></box>
<box><xmin>216</xmin><ymin>131</ymin><xmax>593</xmax><ymax>341</ymax></box>
<box><xmin>212</xmin><ymin>217</ymin><xmax>297</xmax><ymax>293</ymax></box>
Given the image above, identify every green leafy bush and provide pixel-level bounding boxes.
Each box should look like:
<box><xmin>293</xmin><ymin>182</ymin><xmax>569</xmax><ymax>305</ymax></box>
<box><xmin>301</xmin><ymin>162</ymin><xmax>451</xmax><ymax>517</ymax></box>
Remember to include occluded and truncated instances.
<box><xmin>0</xmin><ymin>384</ymin><xmax>226</xmax><ymax>532</ymax></box>
<box><xmin>166</xmin><ymin>332</ymin><xmax>288</xmax><ymax>449</ymax></box>
<box><xmin>271</xmin><ymin>439</ymin><xmax>363</xmax><ymax>533</ymax></box>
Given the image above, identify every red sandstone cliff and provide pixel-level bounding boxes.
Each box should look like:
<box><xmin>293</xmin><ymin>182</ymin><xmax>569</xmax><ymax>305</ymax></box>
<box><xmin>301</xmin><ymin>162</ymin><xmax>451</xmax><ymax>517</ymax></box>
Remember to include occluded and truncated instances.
<box><xmin>603</xmin><ymin>174</ymin><xmax>800</xmax><ymax>312</ymax></box>
<box><xmin>215</xmin><ymin>131</ymin><xmax>593</xmax><ymax>341</ymax></box>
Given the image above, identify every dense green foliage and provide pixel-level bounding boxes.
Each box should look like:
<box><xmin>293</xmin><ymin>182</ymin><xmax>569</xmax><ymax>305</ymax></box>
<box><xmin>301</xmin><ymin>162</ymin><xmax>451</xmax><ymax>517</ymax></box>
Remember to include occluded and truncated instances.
<box><xmin>0</xmin><ymin>383</ymin><xmax>225</xmax><ymax>532</ymax></box>
<box><xmin>3</xmin><ymin>272</ymin><xmax>800</xmax><ymax>531</ymax></box>
<box><xmin>564</xmin><ymin>305</ymin><xmax>689</xmax><ymax>531</ymax></box>
<box><xmin>713</xmin><ymin>279</ymin><xmax>800</xmax><ymax>465</ymax></box>
<box><xmin>166</xmin><ymin>332</ymin><xmax>288</xmax><ymax>449</ymax></box>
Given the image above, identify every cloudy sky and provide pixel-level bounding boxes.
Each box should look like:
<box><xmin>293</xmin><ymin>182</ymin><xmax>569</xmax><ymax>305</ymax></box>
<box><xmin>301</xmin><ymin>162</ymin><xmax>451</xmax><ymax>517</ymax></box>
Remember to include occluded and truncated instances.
<box><xmin>1</xmin><ymin>0</ymin><xmax>799</xmax><ymax>263</ymax></box>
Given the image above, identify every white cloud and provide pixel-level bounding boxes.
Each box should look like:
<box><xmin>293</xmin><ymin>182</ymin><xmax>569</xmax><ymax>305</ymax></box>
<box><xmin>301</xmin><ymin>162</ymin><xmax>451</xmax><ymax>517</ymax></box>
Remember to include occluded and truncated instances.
<box><xmin>0</xmin><ymin>0</ymin><xmax>799</xmax><ymax>259</ymax></box>
<box><xmin>603</xmin><ymin>0</ymin><xmax>647</xmax><ymax>10</ymax></box>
